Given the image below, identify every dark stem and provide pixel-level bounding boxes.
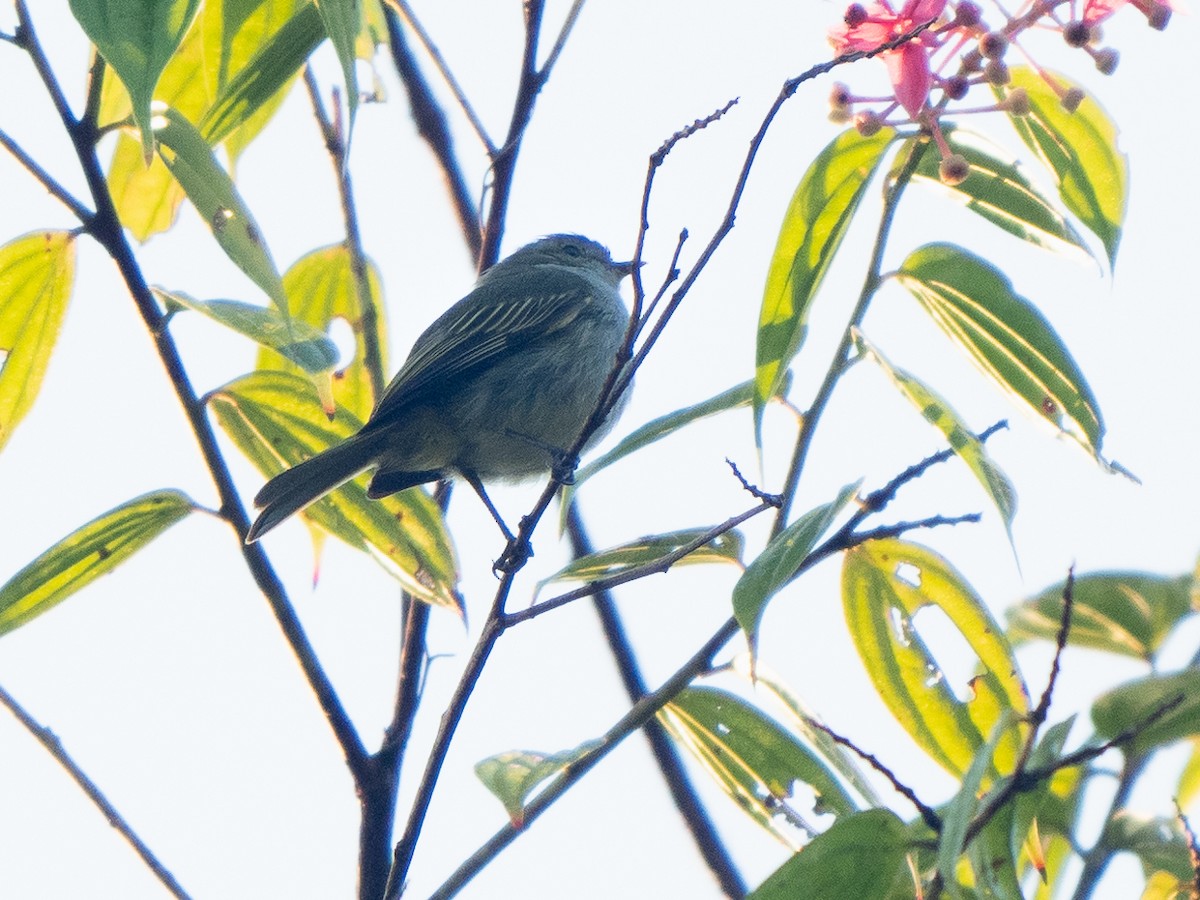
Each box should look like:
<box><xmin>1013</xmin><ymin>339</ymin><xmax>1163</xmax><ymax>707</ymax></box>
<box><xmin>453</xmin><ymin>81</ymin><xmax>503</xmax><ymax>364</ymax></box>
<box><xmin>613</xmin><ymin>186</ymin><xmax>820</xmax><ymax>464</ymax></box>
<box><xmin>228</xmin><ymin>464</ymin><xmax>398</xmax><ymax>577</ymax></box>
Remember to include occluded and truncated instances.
<box><xmin>566</xmin><ymin>504</ymin><xmax>747</xmax><ymax>899</ymax></box>
<box><xmin>383</xmin><ymin>7</ymin><xmax>482</xmax><ymax>262</ymax></box>
<box><xmin>0</xmin><ymin>681</ymin><xmax>193</xmax><ymax>900</ymax></box>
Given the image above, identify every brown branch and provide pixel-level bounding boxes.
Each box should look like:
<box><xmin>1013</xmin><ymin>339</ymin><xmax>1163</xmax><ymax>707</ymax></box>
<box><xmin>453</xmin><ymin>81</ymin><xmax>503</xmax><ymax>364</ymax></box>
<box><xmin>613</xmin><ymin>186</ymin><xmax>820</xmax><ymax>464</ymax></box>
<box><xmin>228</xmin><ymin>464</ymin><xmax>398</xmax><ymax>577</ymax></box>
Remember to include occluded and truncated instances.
<box><xmin>0</xmin><ymin>681</ymin><xmax>192</xmax><ymax>900</ymax></box>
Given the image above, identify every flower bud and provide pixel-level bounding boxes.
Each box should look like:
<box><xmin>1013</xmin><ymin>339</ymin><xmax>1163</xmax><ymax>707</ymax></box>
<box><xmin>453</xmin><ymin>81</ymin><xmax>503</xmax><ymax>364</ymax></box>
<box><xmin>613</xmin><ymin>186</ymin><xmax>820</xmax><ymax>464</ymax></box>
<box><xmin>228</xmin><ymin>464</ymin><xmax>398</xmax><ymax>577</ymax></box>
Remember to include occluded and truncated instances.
<box><xmin>983</xmin><ymin>59</ymin><xmax>1010</xmax><ymax>85</ymax></box>
<box><xmin>1061</xmin><ymin>87</ymin><xmax>1085</xmax><ymax>112</ymax></box>
<box><xmin>1005</xmin><ymin>87</ymin><xmax>1031</xmax><ymax>116</ymax></box>
<box><xmin>1094</xmin><ymin>47</ymin><xmax>1119</xmax><ymax>75</ymax></box>
<box><xmin>855</xmin><ymin>110</ymin><xmax>884</xmax><ymax>136</ymax></box>
<box><xmin>844</xmin><ymin>3</ymin><xmax>868</xmax><ymax>27</ymax></box>
<box><xmin>960</xmin><ymin>48</ymin><xmax>983</xmax><ymax>73</ymax></box>
<box><xmin>955</xmin><ymin>1</ymin><xmax>983</xmax><ymax>27</ymax></box>
<box><xmin>943</xmin><ymin>75</ymin><xmax>970</xmax><ymax>101</ymax></box>
<box><xmin>979</xmin><ymin>31</ymin><xmax>1008</xmax><ymax>59</ymax></box>
<box><xmin>1063</xmin><ymin>21</ymin><xmax>1094</xmax><ymax>47</ymax></box>
<box><xmin>940</xmin><ymin>154</ymin><xmax>970</xmax><ymax>186</ymax></box>
<box><xmin>1146</xmin><ymin>2</ymin><xmax>1171</xmax><ymax>30</ymax></box>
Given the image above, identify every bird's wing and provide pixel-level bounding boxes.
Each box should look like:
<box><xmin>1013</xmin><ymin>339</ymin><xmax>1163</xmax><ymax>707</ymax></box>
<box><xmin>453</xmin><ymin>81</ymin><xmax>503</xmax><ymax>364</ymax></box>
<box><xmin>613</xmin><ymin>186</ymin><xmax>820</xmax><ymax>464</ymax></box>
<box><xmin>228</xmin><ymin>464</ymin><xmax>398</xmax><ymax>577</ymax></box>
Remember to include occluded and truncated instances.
<box><xmin>366</xmin><ymin>267</ymin><xmax>594</xmax><ymax>427</ymax></box>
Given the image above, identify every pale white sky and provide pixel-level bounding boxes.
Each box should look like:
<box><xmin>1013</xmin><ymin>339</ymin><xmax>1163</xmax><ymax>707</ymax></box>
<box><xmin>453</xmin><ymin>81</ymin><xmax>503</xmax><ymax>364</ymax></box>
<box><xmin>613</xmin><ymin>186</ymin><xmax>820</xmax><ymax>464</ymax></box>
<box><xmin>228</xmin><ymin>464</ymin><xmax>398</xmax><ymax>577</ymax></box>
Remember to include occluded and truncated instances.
<box><xmin>1</xmin><ymin>2</ymin><xmax>1197</xmax><ymax>898</ymax></box>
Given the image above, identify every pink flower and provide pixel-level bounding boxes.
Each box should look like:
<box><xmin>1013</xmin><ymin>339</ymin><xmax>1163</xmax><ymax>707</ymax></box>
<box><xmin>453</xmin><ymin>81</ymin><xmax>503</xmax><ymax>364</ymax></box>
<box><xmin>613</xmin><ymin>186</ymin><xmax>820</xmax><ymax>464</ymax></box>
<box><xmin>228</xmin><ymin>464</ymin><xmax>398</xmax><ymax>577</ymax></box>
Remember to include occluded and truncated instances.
<box><xmin>829</xmin><ymin>0</ymin><xmax>948</xmax><ymax>117</ymax></box>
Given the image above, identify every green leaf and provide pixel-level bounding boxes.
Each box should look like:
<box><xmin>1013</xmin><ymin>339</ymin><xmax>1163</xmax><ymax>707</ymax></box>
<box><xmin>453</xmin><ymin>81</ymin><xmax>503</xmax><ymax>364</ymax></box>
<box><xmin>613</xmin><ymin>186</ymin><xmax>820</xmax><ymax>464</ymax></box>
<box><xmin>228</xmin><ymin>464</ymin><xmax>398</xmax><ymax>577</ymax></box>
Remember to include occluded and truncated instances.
<box><xmin>998</xmin><ymin>67</ymin><xmax>1127</xmax><ymax>266</ymax></box>
<box><xmin>0</xmin><ymin>490</ymin><xmax>195</xmax><ymax>636</ymax></box>
<box><xmin>313</xmin><ymin>0</ymin><xmax>359</xmax><ymax>139</ymax></box>
<box><xmin>1108</xmin><ymin>813</ymin><xmax>1192</xmax><ymax>882</ymax></box>
<box><xmin>108</xmin><ymin>132</ymin><xmax>187</xmax><ymax>240</ymax></box>
<box><xmin>733</xmin><ymin>482</ymin><xmax>860</xmax><ymax>660</ymax></box>
<box><xmin>0</xmin><ymin>232</ymin><xmax>76</xmax><ymax>453</ymax></box>
<box><xmin>155</xmin><ymin>288</ymin><xmax>338</xmax><ymax>374</ymax></box>
<box><xmin>896</xmin><ymin>242</ymin><xmax>1105</xmax><ymax>456</ymax></box>
<box><xmin>855</xmin><ymin>332</ymin><xmax>1016</xmax><ymax>538</ymax></box>
<box><xmin>660</xmin><ymin>687</ymin><xmax>858</xmax><ymax>845</ymax></box>
<box><xmin>755</xmin><ymin>126</ymin><xmax>896</xmax><ymax>440</ymax></box>
<box><xmin>200</xmin><ymin>2</ymin><xmax>324</xmax><ymax>147</ymax></box>
<box><xmin>1092</xmin><ymin>669</ymin><xmax>1200</xmax><ymax>755</ymax></box>
<box><xmin>262</xmin><ymin>244</ymin><xmax>389</xmax><ymax>422</ymax></box>
<box><xmin>69</xmin><ymin>0</ymin><xmax>201</xmax><ymax>161</ymax></box>
<box><xmin>1010</xmin><ymin>717</ymin><xmax>1075</xmax><ymax>879</ymax></box>
<box><xmin>208</xmin><ymin>371</ymin><xmax>459</xmax><ymax>608</ymax></box>
<box><xmin>842</xmin><ymin>540</ymin><xmax>1028</xmax><ymax>778</ymax></box>
<box><xmin>749</xmin><ymin>809</ymin><xmax>911</xmax><ymax>899</ymax></box>
<box><xmin>910</xmin><ymin>129</ymin><xmax>1087</xmax><ymax>254</ymax></box>
<box><xmin>561</xmin><ymin>375</ymin><xmax>787</xmax><ymax>532</ymax></box>
<box><xmin>475</xmin><ymin>742</ymin><xmax>600</xmax><ymax>827</ymax></box>
<box><xmin>537</xmin><ymin>528</ymin><xmax>743</xmax><ymax>593</ymax></box>
<box><xmin>938</xmin><ymin>715</ymin><xmax>1018</xmax><ymax>900</ymax></box>
<box><xmin>153</xmin><ymin>107</ymin><xmax>288</xmax><ymax>313</ymax></box>
<box><xmin>1008</xmin><ymin>571</ymin><xmax>1193</xmax><ymax>663</ymax></box>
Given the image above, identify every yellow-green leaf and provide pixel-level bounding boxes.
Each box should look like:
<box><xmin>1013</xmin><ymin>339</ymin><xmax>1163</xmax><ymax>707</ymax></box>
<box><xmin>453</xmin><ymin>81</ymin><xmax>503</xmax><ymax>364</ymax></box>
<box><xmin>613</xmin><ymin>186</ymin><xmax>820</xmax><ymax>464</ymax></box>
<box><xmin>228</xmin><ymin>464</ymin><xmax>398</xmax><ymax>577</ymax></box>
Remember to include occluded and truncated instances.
<box><xmin>998</xmin><ymin>67</ymin><xmax>1126</xmax><ymax>266</ymax></box>
<box><xmin>896</xmin><ymin>242</ymin><xmax>1104</xmax><ymax>456</ymax></box>
<box><xmin>108</xmin><ymin>132</ymin><xmax>187</xmax><ymax>240</ymax></box>
<box><xmin>209</xmin><ymin>371</ymin><xmax>459</xmax><ymax>608</ymax></box>
<box><xmin>313</xmin><ymin>0</ymin><xmax>359</xmax><ymax>141</ymax></box>
<box><xmin>475</xmin><ymin>742</ymin><xmax>600</xmax><ymax>827</ymax></box>
<box><xmin>70</xmin><ymin>0</ymin><xmax>201</xmax><ymax>161</ymax></box>
<box><xmin>538</xmin><ymin>528</ymin><xmax>743</xmax><ymax>593</ymax></box>
<box><xmin>755</xmin><ymin>126</ymin><xmax>896</xmax><ymax>442</ymax></box>
<box><xmin>659</xmin><ymin>687</ymin><xmax>858</xmax><ymax>845</ymax></box>
<box><xmin>155</xmin><ymin>288</ymin><xmax>338</xmax><ymax>374</ymax></box>
<box><xmin>0</xmin><ymin>231</ymin><xmax>76</xmax><ymax>452</ymax></box>
<box><xmin>259</xmin><ymin>244</ymin><xmax>388</xmax><ymax>421</ymax></box>
<box><xmin>154</xmin><ymin>107</ymin><xmax>288</xmax><ymax>313</ymax></box>
<box><xmin>842</xmin><ymin>540</ymin><xmax>1028</xmax><ymax>778</ymax></box>
<box><xmin>856</xmin><ymin>332</ymin><xmax>1016</xmax><ymax>538</ymax></box>
<box><xmin>0</xmin><ymin>490</ymin><xmax>195</xmax><ymax>636</ymax></box>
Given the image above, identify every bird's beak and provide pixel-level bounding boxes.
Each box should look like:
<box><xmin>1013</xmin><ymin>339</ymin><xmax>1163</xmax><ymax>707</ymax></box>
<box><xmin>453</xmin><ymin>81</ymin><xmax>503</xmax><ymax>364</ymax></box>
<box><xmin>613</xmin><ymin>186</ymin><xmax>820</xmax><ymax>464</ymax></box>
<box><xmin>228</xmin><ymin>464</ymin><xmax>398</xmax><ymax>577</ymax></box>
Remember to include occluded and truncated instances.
<box><xmin>614</xmin><ymin>259</ymin><xmax>644</xmax><ymax>278</ymax></box>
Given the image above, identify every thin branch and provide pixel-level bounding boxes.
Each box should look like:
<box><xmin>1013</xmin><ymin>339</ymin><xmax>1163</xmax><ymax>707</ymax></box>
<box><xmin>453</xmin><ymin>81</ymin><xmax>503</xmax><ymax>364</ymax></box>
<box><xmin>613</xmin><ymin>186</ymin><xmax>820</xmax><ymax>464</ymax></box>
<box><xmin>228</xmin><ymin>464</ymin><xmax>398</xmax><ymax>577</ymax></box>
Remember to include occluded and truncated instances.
<box><xmin>383</xmin><ymin>0</ymin><xmax>496</xmax><ymax>155</ymax></box>
<box><xmin>0</xmin><ymin>128</ymin><xmax>93</xmax><ymax>223</ymax></box>
<box><xmin>383</xmin><ymin>6</ymin><xmax>482</xmax><ymax>260</ymax></box>
<box><xmin>566</xmin><ymin>504</ymin><xmax>747</xmax><ymax>899</ymax></box>
<box><xmin>804</xmin><ymin>717</ymin><xmax>941</xmax><ymax>833</ymax></box>
<box><xmin>538</xmin><ymin>0</ymin><xmax>586</xmax><ymax>77</ymax></box>
<box><xmin>0</xmin><ymin>682</ymin><xmax>193</xmax><ymax>900</ymax></box>
<box><xmin>302</xmin><ymin>66</ymin><xmax>386</xmax><ymax>402</ymax></box>
<box><xmin>505</xmin><ymin>499</ymin><xmax>775</xmax><ymax>626</ymax></box>
<box><xmin>14</xmin><ymin>0</ymin><xmax>369</xmax><ymax>776</ymax></box>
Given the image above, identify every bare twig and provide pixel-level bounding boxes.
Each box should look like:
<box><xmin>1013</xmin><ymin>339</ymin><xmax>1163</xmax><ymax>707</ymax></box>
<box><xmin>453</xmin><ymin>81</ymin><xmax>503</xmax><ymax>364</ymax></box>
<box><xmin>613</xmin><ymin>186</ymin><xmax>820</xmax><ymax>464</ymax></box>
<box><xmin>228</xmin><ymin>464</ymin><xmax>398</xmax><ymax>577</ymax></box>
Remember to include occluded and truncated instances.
<box><xmin>0</xmin><ymin>127</ymin><xmax>93</xmax><ymax>223</ymax></box>
<box><xmin>539</xmin><ymin>0</ymin><xmax>586</xmax><ymax>78</ymax></box>
<box><xmin>0</xmin><ymin>682</ymin><xmax>192</xmax><ymax>900</ymax></box>
<box><xmin>804</xmin><ymin>717</ymin><xmax>941</xmax><ymax>833</ymax></box>
<box><xmin>303</xmin><ymin>66</ymin><xmax>386</xmax><ymax>402</ymax></box>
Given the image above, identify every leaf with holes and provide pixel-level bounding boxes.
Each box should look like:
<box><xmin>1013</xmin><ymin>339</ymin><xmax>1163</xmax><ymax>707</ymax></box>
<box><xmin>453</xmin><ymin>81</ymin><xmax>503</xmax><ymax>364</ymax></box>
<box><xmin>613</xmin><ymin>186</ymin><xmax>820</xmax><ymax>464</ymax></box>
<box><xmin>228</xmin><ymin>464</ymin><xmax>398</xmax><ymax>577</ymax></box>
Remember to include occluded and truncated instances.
<box><xmin>842</xmin><ymin>539</ymin><xmax>1028</xmax><ymax>778</ymax></box>
<box><xmin>659</xmin><ymin>686</ymin><xmax>857</xmax><ymax>844</ymax></box>
<box><xmin>0</xmin><ymin>491</ymin><xmax>195</xmax><ymax>636</ymax></box>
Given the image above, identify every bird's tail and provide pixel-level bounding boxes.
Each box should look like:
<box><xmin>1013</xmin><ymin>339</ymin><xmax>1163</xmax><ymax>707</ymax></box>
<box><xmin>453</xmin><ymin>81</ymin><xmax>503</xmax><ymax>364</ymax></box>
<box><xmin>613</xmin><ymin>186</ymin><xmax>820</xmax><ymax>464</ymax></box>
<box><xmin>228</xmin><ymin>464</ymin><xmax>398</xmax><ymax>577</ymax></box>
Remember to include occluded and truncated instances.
<box><xmin>246</xmin><ymin>431</ymin><xmax>383</xmax><ymax>543</ymax></box>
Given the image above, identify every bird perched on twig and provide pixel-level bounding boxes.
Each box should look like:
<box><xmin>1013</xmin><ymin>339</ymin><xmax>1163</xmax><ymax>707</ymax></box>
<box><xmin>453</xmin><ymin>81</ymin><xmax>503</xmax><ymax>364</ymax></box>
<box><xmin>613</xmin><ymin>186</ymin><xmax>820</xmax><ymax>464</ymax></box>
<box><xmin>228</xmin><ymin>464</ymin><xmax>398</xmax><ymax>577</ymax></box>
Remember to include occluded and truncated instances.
<box><xmin>246</xmin><ymin>234</ymin><xmax>634</xmax><ymax>546</ymax></box>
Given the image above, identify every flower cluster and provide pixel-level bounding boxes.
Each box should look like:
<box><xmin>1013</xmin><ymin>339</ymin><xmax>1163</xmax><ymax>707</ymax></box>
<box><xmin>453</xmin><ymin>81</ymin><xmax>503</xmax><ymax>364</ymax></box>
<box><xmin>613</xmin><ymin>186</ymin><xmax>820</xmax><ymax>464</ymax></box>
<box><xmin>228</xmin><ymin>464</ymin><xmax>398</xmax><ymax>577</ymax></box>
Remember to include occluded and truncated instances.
<box><xmin>828</xmin><ymin>0</ymin><xmax>1173</xmax><ymax>182</ymax></box>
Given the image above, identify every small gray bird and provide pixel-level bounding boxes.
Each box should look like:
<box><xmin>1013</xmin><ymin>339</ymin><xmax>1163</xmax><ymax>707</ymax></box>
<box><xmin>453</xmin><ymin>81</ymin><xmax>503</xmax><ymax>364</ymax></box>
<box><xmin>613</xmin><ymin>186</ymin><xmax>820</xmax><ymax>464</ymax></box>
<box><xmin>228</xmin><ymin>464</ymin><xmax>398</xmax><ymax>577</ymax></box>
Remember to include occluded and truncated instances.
<box><xmin>246</xmin><ymin>234</ymin><xmax>633</xmax><ymax>544</ymax></box>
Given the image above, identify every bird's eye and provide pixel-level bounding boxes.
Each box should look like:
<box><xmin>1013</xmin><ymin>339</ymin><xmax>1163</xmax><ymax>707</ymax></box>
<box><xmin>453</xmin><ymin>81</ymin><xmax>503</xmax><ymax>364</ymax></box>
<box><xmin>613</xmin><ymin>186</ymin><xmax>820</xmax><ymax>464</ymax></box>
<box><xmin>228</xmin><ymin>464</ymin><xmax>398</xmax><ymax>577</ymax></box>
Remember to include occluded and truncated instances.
<box><xmin>562</xmin><ymin>243</ymin><xmax>582</xmax><ymax>257</ymax></box>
